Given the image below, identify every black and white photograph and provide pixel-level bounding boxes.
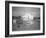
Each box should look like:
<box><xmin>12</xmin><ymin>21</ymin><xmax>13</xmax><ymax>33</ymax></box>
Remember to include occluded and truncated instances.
<box><xmin>12</xmin><ymin>7</ymin><xmax>40</xmax><ymax>31</ymax></box>
<box><xmin>5</xmin><ymin>1</ymin><xmax>45</xmax><ymax>37</ymax></box>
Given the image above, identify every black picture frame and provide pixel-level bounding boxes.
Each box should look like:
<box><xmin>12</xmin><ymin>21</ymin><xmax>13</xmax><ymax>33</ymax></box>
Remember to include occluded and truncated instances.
<box><xmin>5</xmin><ymin>1</ymin><xmax>45</xmax><ymax>37</ymax></box>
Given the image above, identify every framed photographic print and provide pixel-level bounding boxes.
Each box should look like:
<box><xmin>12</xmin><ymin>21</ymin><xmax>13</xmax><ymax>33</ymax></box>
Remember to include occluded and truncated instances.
<box><xmin>5</xmin><ymin>1</ymin><xmax>45</xmax><ymax>37</ymax></box>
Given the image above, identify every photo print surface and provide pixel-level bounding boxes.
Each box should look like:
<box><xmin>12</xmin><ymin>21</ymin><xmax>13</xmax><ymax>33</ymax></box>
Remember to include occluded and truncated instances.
<box><xmin>12</xmin><ymin>7</ymin><xmax>40</xmax><ymax>31</ymax></box>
